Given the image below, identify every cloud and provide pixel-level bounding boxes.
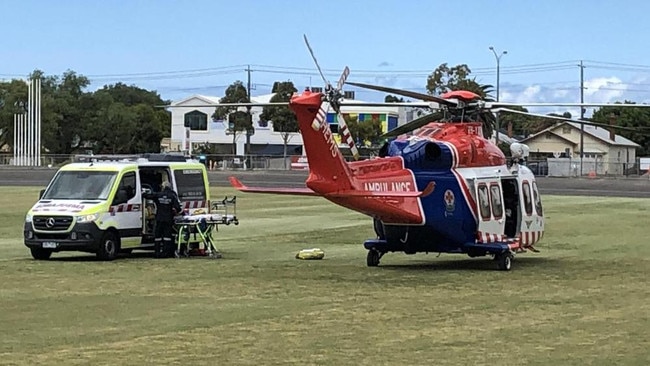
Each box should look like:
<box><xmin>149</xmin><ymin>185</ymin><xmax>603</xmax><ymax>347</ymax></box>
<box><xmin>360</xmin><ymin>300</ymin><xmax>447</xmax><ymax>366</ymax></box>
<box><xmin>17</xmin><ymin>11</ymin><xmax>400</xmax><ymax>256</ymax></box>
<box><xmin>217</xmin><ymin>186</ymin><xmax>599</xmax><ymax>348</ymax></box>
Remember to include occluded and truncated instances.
<box><xmin>498</xmin><ymin>76</ymin><xmax>650</xmax><ymax>118</ymax></box>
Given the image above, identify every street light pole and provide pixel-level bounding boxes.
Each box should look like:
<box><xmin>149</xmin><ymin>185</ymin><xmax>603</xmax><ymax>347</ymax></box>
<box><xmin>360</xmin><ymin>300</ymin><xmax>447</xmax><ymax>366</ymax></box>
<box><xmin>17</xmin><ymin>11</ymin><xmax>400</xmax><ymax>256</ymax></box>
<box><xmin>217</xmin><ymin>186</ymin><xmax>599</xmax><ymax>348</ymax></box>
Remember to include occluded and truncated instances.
<box><xmin>489</xmin><ymin>46</ymin><xmax>507</xmax><ymax>145</ymax></box>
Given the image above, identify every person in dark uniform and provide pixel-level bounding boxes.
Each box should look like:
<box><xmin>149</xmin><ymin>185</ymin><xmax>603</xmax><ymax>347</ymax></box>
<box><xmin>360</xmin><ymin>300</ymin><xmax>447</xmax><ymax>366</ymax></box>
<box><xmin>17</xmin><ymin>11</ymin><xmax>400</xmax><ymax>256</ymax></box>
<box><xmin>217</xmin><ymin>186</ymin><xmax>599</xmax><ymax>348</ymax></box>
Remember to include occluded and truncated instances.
<box><xmin>144</xmin><ymin>181</ymin><xmax>182</xmax><ymax>258</ymax></box>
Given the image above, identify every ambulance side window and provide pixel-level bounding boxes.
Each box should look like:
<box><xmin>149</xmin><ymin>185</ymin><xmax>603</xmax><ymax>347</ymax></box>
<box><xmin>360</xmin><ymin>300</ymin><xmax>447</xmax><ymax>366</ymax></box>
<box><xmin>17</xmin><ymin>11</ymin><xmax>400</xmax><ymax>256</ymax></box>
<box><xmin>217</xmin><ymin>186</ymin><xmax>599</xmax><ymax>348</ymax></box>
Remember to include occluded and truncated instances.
<box><xmin>113</xmin><ymin>172</ymin><xmax>136</xmax><ymax>205</ymax></box>
<box><xmin>173</xmin><ymin>169</ymin><xmax>206</xmax><ymax>201</ymax></box>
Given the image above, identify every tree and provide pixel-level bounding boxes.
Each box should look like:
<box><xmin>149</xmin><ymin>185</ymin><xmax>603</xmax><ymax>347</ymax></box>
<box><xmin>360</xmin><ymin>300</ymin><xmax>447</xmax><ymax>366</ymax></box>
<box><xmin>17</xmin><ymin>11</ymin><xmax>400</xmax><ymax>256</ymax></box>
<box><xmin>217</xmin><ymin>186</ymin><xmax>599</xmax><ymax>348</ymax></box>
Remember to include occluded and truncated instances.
<box><xmin>591</xmin><ymin>102</ymin><xmax>650</xmax><ymax>156</ymax></box>
<box><xmin>425</xmin><ymin>64</ymin><xmax>498</xmax><ymax>137</ymax></box>
<box><xmin>426</xmin><ymin>63</ymin><xmax>489</xmax><ymax>97</ymax></box>
<box><xmin>86</xmin><ymin>83</ymin><xmax>170</xmax><ymax>153</ymax></box>
<box><xmin>0</xmin><ymin>79</ymin><xmax>29</xmax><ymax>150</ymax></box>
<box><xmin>212</xmin><ymin>81</ymin><xmax>251</xmax><ymax>155</ymax></box>
<box><xmin>385</xmin><ymin>95</ymin><xmax>404</xmax><ymax>103</ymax></box>
<box><xmin>345</xmin><ymin>114</ymin><xmax>383</xmax><ymax>148</ymax></box>
<box><xmin>34</xmin><ymin>70</ymin><xmax>93</xmax><ymax>155</ymax></box>
<box><xmin>259</xmin><ymin>81</ymin><xmax>298</xmax><ymax>166</ymax></box>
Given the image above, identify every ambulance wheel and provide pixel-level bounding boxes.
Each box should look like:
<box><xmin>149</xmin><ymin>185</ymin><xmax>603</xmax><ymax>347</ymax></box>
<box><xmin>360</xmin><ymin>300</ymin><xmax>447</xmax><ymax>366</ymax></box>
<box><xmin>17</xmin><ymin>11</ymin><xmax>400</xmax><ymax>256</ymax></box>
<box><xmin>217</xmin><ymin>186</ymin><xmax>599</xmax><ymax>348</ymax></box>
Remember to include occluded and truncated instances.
<box><xmin>30</xmin><ymin>247</ymin><xmax>52</xmax><ymax>260</ymax></box>
<box><xmin>496</xmin><ymin>252</ymin><xmax>513</xmax><ymax>271</ymax></box>
<box><xmin>97</xmin><ymin>231</ymin><xmax>120</xmax><ymax>261</ymax></box>
<box><xmin>367</xmin><ymin>249</ymin><xmax>381</xmax><ymax>267</ymax></box>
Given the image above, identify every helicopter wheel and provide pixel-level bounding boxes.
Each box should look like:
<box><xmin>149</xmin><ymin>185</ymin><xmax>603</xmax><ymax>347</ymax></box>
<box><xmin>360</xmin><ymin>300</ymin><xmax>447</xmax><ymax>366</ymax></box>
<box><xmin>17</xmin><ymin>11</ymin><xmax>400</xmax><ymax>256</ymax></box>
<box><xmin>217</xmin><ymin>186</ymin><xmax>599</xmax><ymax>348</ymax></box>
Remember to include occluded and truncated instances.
<box><xmin>495</xmin><ymin>252</ymin><xmax>513</xmax><ymax>271</ymax></box>
<box><xmin>367</xmin><ymin>249</ymin><xmax>382</xmax><ymax>267</ymax></box>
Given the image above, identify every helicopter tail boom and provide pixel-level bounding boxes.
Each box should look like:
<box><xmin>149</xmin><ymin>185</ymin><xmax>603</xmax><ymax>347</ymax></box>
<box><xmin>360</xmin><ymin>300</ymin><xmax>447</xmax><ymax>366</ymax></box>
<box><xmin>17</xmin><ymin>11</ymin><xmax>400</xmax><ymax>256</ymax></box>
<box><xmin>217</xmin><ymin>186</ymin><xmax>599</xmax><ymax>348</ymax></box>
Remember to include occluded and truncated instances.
<box><xmin>289</xmin><ymin>91</ymin><xmax>355</xmax><ymax>193</ymax></box>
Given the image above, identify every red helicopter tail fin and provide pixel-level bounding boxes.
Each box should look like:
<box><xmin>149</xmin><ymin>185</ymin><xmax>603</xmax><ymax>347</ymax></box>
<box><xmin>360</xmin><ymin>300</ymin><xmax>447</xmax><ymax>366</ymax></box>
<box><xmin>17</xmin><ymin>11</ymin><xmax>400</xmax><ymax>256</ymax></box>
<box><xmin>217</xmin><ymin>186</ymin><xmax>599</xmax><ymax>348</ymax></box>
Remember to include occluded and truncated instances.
<box><xmin>290</xmin><ymin>91</ymin><xmax>353</xmax><ymax>193</ymax></box>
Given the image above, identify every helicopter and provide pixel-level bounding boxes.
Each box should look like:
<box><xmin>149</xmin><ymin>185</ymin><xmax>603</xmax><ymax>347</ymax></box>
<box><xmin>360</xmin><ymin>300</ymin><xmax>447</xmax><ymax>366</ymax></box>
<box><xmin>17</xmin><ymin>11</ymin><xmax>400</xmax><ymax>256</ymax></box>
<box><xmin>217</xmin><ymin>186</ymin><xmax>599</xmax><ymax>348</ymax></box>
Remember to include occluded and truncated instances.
<box><xmin>218</xmin><ymin>37</ymin><xmax>650</xmax><ymax>270</ymax></box>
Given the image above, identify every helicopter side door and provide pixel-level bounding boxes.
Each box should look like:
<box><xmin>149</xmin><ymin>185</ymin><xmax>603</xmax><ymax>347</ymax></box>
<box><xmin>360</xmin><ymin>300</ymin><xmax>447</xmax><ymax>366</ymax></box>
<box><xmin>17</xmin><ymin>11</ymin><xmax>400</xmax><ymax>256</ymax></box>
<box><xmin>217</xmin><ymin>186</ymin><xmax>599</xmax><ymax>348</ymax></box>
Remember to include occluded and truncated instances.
<box><xmin>518</xmin><ymin>177</ymin><xmax>545</xmax><ymax>247</ymax></box>
<box><xmin>474</xmin><ymin>177</ymin><xmax>506</xmax><ymax>243</ymax></box>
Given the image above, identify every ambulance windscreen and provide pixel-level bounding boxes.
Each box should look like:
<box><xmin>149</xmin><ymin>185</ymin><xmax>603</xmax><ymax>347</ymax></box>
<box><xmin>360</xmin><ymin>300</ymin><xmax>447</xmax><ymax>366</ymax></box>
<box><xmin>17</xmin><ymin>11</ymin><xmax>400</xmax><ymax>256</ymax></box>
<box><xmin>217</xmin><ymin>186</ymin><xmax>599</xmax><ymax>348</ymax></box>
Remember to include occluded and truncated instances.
<box><xmin>43</xmin><ymin>171</ymin><xmax>118</xmax><ymax>200</ymax></box>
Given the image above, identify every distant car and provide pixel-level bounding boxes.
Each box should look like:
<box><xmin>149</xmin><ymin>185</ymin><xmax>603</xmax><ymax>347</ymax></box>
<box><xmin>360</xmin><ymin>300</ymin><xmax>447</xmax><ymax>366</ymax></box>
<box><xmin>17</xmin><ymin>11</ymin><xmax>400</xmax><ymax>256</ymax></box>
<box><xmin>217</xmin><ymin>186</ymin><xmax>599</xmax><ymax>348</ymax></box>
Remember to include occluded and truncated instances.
<box><xmin>526</xmin><ymin>161</ymin><xmax>548</xmax><ymax>176</ymax></box>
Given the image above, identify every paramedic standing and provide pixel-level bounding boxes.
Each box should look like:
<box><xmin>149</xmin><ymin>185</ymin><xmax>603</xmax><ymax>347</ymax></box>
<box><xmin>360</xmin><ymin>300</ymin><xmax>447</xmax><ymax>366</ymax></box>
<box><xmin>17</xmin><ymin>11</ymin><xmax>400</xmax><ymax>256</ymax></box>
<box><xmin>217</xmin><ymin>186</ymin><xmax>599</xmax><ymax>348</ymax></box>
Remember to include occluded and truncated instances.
<box><xmin>144</xmin><ymin>182</ymin><xmax>182</xmax><ymax>258</ymax></box>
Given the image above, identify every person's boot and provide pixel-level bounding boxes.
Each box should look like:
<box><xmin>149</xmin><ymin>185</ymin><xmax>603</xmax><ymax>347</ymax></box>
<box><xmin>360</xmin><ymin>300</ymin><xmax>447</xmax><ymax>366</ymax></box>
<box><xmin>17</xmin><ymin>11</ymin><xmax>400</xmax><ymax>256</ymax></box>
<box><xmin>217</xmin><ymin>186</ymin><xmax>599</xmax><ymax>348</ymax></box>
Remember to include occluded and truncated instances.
<box><xmin>153</xmin><ymin>240</ymin><xmax>162</xmax><ymax>258</ymax></box>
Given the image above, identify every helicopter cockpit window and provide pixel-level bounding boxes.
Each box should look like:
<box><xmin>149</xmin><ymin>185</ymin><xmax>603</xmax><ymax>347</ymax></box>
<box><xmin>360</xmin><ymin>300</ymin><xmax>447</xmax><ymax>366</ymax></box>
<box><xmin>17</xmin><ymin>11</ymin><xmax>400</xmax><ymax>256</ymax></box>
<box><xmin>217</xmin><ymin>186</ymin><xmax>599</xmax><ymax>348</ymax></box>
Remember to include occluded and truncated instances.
<box><xmin>490</xmin><ymin>184</ymin><xmax>503</xmax><ymax>219</ymax></box>
<box><xmin>477</xmin><ymin>184</ymin><xmax>491</xmax><ymax>220</ymax></box>
<box><xmin>522</xmin><ymin>181</ymin><xmax>533</xmax><ymax>216</ymax></box>
<box><xmin>532</xmin><ymin>181</ymin><xmax>543</xmax><ymax>216</ymax></box>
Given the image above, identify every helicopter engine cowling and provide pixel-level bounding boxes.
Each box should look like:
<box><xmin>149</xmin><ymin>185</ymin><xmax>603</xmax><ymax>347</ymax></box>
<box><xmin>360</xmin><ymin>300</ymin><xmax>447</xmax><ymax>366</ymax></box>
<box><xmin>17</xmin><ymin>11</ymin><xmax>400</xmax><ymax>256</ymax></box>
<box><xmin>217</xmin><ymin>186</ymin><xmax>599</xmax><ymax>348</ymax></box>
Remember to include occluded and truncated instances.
<box><xmin>389</xmin><ymin>139</ymin><xmax>454</xmax><ymax>171</ymax></box>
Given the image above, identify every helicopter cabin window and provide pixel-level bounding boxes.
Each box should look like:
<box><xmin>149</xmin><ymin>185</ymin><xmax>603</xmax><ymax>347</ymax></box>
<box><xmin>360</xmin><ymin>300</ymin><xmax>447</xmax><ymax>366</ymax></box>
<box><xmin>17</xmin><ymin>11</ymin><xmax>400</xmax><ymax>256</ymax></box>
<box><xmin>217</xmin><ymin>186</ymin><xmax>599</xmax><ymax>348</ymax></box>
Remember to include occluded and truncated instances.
<box><xmin>477</xmin><ymin>183</ymin><xmax>491</xmax><ymax>220</ymax></box>
<box><xmin>489</xmin><ymin>183</ymin><xmax>503</xmax><ymax>219</ymax></box>
<box><xmin>532</xmin><ymin>181</ymin><xmax>543</xmax><ymax>216</ymax></box>
<box><xmin>522</xmin><ymin>181</ymin><xmax>533</xmax><ymax>216</ymax></box>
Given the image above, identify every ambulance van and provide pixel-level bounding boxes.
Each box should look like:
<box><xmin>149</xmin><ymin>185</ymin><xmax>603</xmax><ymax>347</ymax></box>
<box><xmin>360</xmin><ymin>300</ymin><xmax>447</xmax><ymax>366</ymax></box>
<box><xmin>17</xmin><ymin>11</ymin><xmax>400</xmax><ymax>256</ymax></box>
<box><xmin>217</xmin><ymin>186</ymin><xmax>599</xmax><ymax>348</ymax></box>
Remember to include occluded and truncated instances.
<box><xmin>23</xmin><ymin>154</ymin><xmax>211</xmax><ymax>260</ymax></box>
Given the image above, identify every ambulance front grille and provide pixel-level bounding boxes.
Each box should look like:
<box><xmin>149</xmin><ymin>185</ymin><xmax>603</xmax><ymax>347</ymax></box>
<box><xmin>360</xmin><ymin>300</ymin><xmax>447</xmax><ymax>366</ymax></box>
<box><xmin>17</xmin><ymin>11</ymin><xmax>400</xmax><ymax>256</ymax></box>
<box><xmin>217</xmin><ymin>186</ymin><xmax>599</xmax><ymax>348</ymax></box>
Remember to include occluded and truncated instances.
<box><xmin>33</xmin><ymin>216</ymin><xmax>74</xmax><ymax>231</ymax></box>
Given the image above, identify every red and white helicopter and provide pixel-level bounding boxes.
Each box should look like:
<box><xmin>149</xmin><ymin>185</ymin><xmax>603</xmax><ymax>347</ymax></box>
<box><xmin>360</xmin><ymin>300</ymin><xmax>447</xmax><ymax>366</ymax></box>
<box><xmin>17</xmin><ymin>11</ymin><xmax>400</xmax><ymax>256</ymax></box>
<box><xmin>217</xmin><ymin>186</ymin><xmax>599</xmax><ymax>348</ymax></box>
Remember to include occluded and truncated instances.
<box><xmin>219</xmin><ymin>37</ymin><xmax>650</xmax><ymax>270</ymax></box>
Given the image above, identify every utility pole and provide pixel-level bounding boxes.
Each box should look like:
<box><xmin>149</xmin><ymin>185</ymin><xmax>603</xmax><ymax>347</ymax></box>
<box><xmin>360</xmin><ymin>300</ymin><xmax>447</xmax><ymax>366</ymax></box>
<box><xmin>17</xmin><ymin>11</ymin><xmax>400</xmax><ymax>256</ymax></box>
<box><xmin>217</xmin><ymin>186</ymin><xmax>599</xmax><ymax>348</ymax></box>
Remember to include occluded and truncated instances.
<box><xmin>489</xmin><ymin>46</ymin><xmax>507</xmax><ymax>145</ymax></box>
<box><xmin>579</xmin><ymin>60</ymin><xmax>585</xmax><ymax>177</ymax></box>
<box><xmin>245</xmin><ymin>65</ymin><xmax>252</xmax><ymax>159</ymax></box>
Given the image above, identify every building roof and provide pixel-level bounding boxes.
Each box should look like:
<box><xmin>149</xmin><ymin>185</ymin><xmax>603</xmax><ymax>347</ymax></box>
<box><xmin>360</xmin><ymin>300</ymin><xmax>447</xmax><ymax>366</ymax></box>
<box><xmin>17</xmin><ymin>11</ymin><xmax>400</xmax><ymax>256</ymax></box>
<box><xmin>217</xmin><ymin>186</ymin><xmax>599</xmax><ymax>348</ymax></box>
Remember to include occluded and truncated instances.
<box><xmin>170</xmin><ymin>94</ymin><xmax>221</xmax><ymax>106</ymax></box>
<box><xmin>520</xmin><ymin>122</ymin><xmax>640</xmax><ymax>148</ymax></box>
<box><xmin>565</xmin><ymin>122</ymin><xmax>639</xmax><ymax>147</ymax></box>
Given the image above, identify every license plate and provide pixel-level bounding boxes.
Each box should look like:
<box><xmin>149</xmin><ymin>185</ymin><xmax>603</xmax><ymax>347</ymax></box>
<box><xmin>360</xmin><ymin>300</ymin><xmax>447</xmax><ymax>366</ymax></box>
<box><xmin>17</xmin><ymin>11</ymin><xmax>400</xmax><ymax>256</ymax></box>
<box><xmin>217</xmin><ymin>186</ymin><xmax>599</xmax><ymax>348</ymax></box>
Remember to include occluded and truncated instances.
<box><xmin>42</xmin><ymin>242</ymin><xmax>58</xmax><ymax>249</ymax></box>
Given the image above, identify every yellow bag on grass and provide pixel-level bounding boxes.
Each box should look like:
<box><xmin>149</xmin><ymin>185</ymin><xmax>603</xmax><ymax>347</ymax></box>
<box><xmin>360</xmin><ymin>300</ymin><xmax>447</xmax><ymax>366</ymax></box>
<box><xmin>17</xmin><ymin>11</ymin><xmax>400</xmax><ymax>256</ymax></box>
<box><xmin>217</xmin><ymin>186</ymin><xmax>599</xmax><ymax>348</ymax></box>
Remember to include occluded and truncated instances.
<box><xmin>295</xmin><ymin>248</ymin><xmax>325</xmax><ymax>260</ymax></box>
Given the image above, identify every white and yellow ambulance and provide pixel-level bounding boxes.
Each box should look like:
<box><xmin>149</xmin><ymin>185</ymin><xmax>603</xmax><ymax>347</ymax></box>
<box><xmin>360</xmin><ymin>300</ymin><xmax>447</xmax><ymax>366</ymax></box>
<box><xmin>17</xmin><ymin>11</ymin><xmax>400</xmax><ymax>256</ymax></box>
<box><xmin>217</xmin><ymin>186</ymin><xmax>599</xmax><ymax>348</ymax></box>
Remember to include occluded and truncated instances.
<box><xmin>23</xmin><ymin>154</ymin><xmax>211</xmax><ymax>260</ymax></box>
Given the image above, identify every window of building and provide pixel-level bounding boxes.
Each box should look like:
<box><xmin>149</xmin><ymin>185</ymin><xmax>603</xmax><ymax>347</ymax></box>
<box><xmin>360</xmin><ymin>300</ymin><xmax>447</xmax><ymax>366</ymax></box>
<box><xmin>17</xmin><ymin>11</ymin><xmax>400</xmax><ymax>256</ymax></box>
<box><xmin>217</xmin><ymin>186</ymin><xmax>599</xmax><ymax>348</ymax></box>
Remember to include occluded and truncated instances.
<box><xmin>545</xmin><ymin>133</ymin><xmax>553</xmax><ymax>139</ymax></box>
<box><xmin>562</xmin><ymin>126</ymin><xmax>571</xmax><ymax>134</ymax></box>
<box><xmin>184</xmin><ymin>110</ymin><xmax>208</xmax><ymax>131</ymax></box>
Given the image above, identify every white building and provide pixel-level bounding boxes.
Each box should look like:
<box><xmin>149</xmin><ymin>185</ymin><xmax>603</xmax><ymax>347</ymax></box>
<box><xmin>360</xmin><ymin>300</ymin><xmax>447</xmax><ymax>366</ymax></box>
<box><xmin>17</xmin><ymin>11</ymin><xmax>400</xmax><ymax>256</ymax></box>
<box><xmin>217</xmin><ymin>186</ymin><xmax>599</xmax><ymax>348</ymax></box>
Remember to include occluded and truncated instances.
<box><xmin>166</xmin><ymin>92</ymin><xmax>412</xmax><ymax>156</ymax></box>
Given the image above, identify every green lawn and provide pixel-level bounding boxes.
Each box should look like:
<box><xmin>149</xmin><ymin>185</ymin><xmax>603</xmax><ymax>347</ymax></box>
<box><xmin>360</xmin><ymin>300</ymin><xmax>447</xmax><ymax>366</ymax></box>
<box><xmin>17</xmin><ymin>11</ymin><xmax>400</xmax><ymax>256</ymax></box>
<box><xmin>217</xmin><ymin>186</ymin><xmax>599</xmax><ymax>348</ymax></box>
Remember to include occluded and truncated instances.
<box><xmin>1</xmin><ymin>187</ymin><xmax>649</xmax><ymax>365</ymax></box>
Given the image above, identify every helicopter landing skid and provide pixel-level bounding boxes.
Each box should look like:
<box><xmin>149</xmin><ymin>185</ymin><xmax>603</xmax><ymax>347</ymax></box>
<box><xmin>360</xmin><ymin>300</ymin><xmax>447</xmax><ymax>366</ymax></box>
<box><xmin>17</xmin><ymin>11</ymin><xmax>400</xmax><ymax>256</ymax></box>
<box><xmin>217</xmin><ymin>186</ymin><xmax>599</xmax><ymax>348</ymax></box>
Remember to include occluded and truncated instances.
<box><xmin>362</xmin><ymin>239</ymin><xmax>519</xmax><ymax>271</ymax></box>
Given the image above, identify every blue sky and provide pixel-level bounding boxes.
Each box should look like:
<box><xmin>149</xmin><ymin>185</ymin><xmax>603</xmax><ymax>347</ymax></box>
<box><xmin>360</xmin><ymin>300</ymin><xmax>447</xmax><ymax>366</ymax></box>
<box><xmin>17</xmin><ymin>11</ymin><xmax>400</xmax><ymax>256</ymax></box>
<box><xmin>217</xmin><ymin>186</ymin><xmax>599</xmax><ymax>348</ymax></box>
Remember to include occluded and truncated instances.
<box><xmin>2</xmin><ymin>0</ymin><xmax>650</xmax><ymax>115</ymax></box>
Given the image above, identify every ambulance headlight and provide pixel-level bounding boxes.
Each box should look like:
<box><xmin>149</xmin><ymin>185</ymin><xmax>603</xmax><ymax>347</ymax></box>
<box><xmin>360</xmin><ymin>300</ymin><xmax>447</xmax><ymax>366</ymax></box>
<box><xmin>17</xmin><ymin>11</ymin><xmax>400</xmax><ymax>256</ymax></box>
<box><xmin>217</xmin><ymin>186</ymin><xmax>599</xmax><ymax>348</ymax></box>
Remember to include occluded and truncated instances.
<box><xmin>76</xmin><ymin>214</ymin><xmax>98</xmax><ymax>223</ymax></box>
<box><xmin>25</xmin><ymin>214</ymin><xmax>32</xmax><ymax>223</ymax></box>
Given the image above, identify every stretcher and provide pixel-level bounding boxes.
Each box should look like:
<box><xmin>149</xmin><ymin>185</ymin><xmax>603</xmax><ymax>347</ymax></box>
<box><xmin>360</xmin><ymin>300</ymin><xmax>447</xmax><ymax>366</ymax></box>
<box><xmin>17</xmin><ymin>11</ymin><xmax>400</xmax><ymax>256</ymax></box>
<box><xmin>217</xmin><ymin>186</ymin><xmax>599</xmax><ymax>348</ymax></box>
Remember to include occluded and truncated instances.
<box><xmin>172</xmin><ymin>196</ymin><xmax>238</xmax><ymax>258</ymax></box>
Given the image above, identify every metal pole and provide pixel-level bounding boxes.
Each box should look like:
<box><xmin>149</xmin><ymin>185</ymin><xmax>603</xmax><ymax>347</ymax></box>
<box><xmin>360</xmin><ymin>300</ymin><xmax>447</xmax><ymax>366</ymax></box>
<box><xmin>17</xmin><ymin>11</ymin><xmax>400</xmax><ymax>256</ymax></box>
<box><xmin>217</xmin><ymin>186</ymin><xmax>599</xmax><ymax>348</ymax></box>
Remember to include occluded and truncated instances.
<box><xmin>579</xmin><ymin>60</ymin><xmax>585</xmax><ymax>177</ymax></box>
<box><xmin>36</xmin><ymin>78</ymin><xmax>41</xmax><ymax>166</ymax></box>
<box><xmin>13</xmin><ymin>114</ymin><xmax>17</xmax><ymax>165</ymax></box>
<box><xmin>28</xmin><ymin>79</ymin><xmax>33</xmax><ymax>166</ymax></box>
<box><xmin>246</xmin><ymin>65</ymin><xmax>252</xmax><ymax>157</ymax></box>
<box><xmin>489</xmin><ymin>46</ymin><xmax>507</xmax><ymax>146</ymax></box>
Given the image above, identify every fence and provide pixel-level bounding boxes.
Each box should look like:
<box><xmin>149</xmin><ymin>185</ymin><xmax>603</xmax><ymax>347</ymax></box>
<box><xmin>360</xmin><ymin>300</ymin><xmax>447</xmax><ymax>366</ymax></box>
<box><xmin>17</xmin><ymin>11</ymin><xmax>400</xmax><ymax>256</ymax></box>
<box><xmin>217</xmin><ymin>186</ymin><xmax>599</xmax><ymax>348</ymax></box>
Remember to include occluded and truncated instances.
<box><xmin>526</xmin><ymin>157</ymin><xmax>649</xmax><ymax>177</ymax></box>
<box><xmin>2</xmin><ymin>153</ymin><xmax>648</xmax><ymax>177</ymax></box>
<box><xmin>0</xmin><ymin>153</ymin><xmax>322</xmax><ymax>171</ymax></box>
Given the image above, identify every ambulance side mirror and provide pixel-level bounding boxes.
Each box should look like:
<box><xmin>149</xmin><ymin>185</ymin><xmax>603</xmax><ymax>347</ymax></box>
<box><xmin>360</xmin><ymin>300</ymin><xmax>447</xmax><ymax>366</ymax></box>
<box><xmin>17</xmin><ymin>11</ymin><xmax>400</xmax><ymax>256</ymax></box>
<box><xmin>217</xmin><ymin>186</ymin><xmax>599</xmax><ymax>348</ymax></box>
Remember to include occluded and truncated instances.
<box><xmin>39</xmin><ymin>189</ymin><xmax>45</xmax><ymax>199</ymax></box>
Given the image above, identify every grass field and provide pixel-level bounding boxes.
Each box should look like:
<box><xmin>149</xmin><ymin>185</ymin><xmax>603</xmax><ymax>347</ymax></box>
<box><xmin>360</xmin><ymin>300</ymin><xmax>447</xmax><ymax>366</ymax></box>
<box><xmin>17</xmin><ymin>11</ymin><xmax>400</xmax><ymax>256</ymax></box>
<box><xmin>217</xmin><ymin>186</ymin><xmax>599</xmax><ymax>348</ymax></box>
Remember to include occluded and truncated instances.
<box><xmin>1</xmin><ymin>186</ymin><xmax>649</xmax><ymax>365</ymax></box>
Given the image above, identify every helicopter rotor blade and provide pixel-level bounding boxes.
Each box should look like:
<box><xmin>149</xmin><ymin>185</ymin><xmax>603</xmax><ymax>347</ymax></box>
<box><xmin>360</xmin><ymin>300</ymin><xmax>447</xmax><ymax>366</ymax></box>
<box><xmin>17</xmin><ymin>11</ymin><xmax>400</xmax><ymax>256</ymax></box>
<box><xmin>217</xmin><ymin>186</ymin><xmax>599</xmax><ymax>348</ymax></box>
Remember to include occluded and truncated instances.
<box><xmin>487</xmin><ymin>101</ymin><xmax>650</xmax><ymax>108</ymax></box>
<box><xmin>494</xmin><ymin>107</ymin><xmax>650</xmax><ymax>133</ymax></box>
<box><xmin>380</xmin><ymin>111</ymin><xmax>444</xmax><ymax>139</ymax></box>
<box><xmin>158</xmin><ymin>102</ymin><xmax>289</xmax><ymax>108</ymax></box>
<box><xmin>345</xmin><ymin>81</ymin><xmax>458</xmax><ymax>107</ymax></box>
<box><xmin>303</xmin><ymin>34</ymin><xmax>329</xmax><ymax>86</ymax></box>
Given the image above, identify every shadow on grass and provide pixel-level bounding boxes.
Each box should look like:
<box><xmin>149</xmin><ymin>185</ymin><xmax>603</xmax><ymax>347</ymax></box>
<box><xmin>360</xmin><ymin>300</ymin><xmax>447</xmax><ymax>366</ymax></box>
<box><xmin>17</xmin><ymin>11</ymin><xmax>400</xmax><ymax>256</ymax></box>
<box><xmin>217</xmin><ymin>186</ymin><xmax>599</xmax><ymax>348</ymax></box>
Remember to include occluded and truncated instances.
<box><xmin>379</xmin><ymin>255</ymin><xmax>560</xmax><ymax>272</ymax></box>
